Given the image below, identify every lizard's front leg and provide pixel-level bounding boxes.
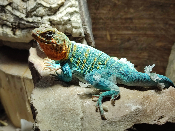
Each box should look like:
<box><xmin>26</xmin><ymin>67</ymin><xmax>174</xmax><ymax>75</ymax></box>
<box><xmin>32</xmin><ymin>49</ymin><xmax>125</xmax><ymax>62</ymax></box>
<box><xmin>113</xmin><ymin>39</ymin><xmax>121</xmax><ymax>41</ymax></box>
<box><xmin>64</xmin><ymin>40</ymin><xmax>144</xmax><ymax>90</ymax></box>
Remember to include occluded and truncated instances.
<box><xmin>53</xmin><ymin>62</ymin><xmax>72</xmax><ymax>82</ymax></box>
<box><xmin>85</xmin><ymin>71</ymin><xmax>120</xmax><ymax>120</ymax></box>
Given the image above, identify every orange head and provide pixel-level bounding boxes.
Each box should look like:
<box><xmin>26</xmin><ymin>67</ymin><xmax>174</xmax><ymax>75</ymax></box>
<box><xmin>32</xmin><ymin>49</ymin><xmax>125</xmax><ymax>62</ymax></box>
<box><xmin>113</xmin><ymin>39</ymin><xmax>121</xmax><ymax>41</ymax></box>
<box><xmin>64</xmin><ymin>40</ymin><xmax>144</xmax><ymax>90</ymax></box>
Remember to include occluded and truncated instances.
<box><xmin>32</xmin><ymin>26</ymin><xmax>71</xmax><ymax>60</ymax></box>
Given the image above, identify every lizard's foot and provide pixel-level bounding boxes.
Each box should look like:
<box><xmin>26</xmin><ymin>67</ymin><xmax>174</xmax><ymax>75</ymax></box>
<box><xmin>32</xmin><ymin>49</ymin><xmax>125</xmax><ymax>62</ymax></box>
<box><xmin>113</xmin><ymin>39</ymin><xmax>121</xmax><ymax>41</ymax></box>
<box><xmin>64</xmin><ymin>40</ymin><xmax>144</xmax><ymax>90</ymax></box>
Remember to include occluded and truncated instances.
<box><xmin>110</xmin><ymin>93</ymin><xmax>120</xmax><ymax>106</ymax></box>
<box><xmin>95</xmin><ymin>90</ymin><xmax>120</xmax><ymax>120</ymax></box>
<box><xmin>95</xmin><ymin>101</ymin><xmax>107</xmax><ymax>120</ymax></box>
<box><xmin>43</xmin><ymin>59</ymin><xmax>61</xmax><ymax>71</ymax></box>
<box><xmin>50</xmin><ymin>62</ymin><xmax>72</xmax><ymax>82</ymax></box>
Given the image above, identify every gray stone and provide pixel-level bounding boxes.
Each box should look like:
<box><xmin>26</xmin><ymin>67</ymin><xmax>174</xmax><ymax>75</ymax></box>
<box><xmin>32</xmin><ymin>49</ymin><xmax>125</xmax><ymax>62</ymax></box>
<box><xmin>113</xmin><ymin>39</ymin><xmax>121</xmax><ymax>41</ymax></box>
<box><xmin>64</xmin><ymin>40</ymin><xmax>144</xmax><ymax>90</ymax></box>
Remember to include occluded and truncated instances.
<box><xmin>0</xmin><ymin>0</ymin><xmax>94</xmax><ymax>49</ymax></box>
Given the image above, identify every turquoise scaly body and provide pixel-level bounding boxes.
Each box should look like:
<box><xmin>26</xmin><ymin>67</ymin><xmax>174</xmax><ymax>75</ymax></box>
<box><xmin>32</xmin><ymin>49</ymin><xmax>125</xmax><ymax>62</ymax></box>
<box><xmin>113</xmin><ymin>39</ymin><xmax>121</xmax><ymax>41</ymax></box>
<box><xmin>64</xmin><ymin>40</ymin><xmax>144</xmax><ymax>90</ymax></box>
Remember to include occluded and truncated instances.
<box><xmin>32</xmin><ymin>26</ymin><xmax>174</xmax><ymax>119</ymax></box>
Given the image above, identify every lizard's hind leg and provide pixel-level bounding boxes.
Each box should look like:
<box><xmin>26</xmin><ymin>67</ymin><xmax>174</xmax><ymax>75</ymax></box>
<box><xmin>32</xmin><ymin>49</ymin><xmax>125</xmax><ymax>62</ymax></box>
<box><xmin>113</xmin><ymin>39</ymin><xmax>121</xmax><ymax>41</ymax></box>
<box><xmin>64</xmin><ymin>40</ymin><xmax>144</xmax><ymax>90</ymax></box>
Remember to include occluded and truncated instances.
<box><xmin>85</xmin><ymin>71</ymin><xmax>120</xmax><ymax>120</ymax></box>
<box><xmin>95</xmin><ymin>90</ymin><xmax>119</xmax><ymax>120</ymax></box>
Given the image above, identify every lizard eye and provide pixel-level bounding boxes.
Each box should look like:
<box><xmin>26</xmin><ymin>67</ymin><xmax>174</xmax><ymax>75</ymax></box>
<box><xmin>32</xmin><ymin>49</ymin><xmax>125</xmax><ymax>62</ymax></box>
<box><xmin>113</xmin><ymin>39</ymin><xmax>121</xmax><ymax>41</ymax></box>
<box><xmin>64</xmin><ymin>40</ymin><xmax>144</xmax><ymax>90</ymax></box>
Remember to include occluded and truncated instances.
<box><xmin>46</xmin><ymin>31</ymin><xmax>54</xmax><ymax>39</ymax></box>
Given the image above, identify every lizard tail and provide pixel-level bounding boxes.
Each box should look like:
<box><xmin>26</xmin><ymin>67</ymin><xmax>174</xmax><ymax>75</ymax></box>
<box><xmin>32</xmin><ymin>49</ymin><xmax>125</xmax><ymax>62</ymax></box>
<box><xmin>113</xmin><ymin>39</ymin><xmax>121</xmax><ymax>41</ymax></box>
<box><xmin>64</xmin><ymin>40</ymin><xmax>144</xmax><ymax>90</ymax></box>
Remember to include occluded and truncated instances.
<box><xmin>155</xmin><ymin>74</ymin><xmax>175</xmax><ymax>88</ymax></box>
<box><xmin>124</xmin><ymin>71</ymin><xmax>175</xmax><ymax>89</ymax></box>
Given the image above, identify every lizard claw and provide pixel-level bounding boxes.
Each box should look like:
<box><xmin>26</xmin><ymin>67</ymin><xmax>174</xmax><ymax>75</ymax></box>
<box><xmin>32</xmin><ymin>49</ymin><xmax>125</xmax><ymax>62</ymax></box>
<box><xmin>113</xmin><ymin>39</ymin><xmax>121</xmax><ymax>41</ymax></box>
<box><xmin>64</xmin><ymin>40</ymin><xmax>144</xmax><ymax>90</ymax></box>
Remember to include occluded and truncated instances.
<box><xmin>110</xmin><ymin>99</ymin><xmax>115</xmax><ymax>106</ymax></box>
<box><xmin>95</xmin><ymin>105</ymin><xmax>99</xmax><ymax>112</ymax></box>
<box><xmin>110</xmin><ymin>93</ymin><xmax>119</xmax><ymax>106</ymax></box>
<box><xmin>44</xmin><ymin>60</ymin><xmax>61</xmax><ymax>71</ymax></box>
<box><xmin>92</xmin><ymin>94</ymin><xmax>100</xmax><ymax>99</ymax></box>
<box><xmin>92</xmin><ymin>95</ymin><xmax>100</xmax><ymax>102</ymax></box>
<box><xmin>101</xmin><ymin>115</ymin><xmax>107</xmax><ymax>120</ymax></box>
<box><xmin>96</xmin><ymin>105</ymin><xmax>107</xmax><ymax>120</ymax></box>
<box><xmin>49</xmin><ymin>71</ymin><xmax>61</xmax><ymax>81</ymax></box>
<box><xmin>50</xmin><ymin>74</ymin><xmax>59</xmax><ymax>81</ymax></box>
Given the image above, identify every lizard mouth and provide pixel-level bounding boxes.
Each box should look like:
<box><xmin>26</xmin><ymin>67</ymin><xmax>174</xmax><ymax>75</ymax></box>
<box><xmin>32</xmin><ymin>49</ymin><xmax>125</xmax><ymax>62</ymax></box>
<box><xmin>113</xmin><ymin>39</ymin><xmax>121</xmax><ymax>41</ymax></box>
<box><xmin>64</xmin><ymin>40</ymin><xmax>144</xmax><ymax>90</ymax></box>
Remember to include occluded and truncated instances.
<box><xmin>32</xmin><ymin>31</ymin><xmax>55</xmax><ymax>44</ymax></box>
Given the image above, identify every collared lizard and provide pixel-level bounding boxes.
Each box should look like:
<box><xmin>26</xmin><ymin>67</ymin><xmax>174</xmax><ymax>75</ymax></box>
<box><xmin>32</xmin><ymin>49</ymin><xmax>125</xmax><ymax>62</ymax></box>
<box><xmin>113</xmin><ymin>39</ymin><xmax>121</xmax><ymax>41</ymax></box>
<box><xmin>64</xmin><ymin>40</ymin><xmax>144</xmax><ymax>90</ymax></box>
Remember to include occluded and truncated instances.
<box><xmin>32</xmin><ymin>25</ymin><xmax>175</xmax><ymax>120</ymax></box>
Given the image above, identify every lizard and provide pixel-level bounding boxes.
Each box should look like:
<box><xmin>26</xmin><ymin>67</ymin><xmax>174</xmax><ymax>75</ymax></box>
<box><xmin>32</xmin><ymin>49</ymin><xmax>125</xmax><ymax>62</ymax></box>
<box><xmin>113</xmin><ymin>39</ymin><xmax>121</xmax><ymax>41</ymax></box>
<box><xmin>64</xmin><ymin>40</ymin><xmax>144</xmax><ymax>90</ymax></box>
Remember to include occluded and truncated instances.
<box><xmin>32</xmin><ymin>25</ymin><xmax>175</xmax><ymax>120</ymax></box>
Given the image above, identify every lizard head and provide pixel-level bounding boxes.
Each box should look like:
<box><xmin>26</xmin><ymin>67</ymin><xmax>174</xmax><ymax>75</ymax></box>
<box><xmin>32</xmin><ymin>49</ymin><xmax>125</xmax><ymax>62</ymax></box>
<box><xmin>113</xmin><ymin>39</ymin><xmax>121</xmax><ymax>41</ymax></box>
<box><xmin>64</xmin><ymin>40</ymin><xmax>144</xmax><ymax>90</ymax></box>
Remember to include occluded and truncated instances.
<box><xmin>32</xmin><ymin>26</ymin><xmax>71</xmax><ymax>60</ymax></box>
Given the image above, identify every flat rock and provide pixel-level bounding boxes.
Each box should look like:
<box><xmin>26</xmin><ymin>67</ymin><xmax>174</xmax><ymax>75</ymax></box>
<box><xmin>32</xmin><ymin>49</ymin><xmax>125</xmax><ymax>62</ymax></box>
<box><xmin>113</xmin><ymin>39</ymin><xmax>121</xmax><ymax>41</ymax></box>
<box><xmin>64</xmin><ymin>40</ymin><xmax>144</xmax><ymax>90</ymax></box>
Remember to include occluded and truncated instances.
<box><xmin>29</xmin><ymin>47</ymin><xmax>175</xmax><ymax>131</ymax></box>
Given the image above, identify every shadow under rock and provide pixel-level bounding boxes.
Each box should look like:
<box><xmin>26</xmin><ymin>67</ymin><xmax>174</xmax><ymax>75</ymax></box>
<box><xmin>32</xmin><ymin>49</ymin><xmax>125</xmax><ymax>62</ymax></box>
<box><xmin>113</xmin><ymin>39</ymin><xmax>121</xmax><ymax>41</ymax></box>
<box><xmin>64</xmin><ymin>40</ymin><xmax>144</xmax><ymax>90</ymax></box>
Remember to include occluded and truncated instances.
<box><xmin>126</xmin><ymin>122</ymin><xmax>175</xmax><ymax>131</ymax></box>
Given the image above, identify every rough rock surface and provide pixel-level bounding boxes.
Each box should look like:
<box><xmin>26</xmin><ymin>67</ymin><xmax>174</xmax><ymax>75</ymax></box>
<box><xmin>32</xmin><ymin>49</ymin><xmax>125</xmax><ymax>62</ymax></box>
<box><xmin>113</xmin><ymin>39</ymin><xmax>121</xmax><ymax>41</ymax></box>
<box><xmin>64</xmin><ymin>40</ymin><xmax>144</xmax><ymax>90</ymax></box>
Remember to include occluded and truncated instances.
<box><xmin>29</xmin><ymin>47</ymin><xmax>175</xmax><ymax>131</ymax></box>
<box><xmin>166</xmin><ymin>43</ymin><xmax>175</xmax><ymax>84</ymax></box>
<box><xmin>0</xmin><ymin>0</ymin><xmax>94</xmax><ymax>49</ymax></box>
